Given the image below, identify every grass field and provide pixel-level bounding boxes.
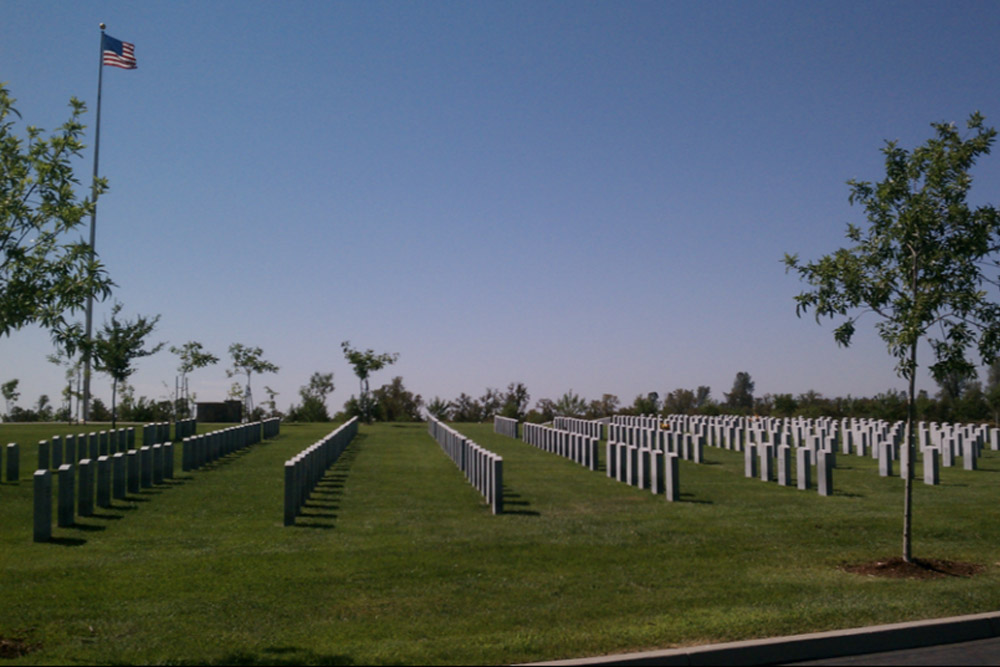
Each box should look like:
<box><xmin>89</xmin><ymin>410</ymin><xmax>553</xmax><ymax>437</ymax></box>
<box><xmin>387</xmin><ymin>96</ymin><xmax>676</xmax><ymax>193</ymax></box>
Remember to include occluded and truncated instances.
<box><xmin>1</xmin><ymin>420</ymin><xmax>999</xmax><ymax>664</ymax></box>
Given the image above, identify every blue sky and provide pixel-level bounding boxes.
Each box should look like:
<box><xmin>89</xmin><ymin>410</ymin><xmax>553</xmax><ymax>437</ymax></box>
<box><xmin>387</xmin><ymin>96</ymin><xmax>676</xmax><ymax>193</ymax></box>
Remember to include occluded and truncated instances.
<box><xmin>4</xmin><ymin>1</ymin><xmax>1000</xmax><ymax>415</ymax></box>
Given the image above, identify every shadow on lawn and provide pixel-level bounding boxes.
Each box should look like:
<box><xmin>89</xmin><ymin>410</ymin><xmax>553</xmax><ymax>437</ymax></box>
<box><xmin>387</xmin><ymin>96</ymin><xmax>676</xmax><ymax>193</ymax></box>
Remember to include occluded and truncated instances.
<box><xmin>293</xmin><ymin>434</ymin><xmax>364</xmax><ymax>530</ymax></box>
<box><xmin>502</xmin><ymin>488</ymin><xmax>540</xmax><ymax>516</ymax></box>
<box><xmin>199</xmin><ymin>646</ymin><xmax>354</xmax><ymax>665</ymax></box>
<box><xmin>66</xmin><ymin>521</ymin><xmax>106</xmax><ymax>532</ymax></box>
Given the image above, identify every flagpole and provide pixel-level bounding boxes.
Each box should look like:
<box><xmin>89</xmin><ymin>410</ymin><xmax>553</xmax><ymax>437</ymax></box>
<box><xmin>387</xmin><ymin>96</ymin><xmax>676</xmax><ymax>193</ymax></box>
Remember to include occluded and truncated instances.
<box><xmin>82</xmin><ymin>22</ymin><xmax>105</xmax><ymax>423</ymax></box>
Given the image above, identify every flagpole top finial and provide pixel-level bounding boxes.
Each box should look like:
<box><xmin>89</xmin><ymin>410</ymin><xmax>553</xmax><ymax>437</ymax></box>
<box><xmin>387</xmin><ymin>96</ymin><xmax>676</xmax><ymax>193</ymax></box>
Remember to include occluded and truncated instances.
<box><xmin>99</xmin><ymin>23</ymin><xmax>106</xmax><ymax>30</ymax></box>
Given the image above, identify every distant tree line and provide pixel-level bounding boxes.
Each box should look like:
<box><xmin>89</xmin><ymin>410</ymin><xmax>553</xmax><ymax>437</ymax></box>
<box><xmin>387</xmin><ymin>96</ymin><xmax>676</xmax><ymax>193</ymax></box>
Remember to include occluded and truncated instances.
<box><xmin>426</xmin><ymin>367</ymin><xmax>1000</xmax><ymax>426</ymax></box>
<box><xmin>8</xmin><ymin>366</ymin><xmax>1000</xmax><ymax>427</ymax></box>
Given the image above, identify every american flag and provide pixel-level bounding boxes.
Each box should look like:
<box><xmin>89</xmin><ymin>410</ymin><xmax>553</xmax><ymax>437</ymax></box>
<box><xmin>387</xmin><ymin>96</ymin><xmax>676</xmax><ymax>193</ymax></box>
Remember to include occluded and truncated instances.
<box><xmin>102</xmin><ymin>34</ymin><xmax>136</xmax><ymax>69</ymax></box>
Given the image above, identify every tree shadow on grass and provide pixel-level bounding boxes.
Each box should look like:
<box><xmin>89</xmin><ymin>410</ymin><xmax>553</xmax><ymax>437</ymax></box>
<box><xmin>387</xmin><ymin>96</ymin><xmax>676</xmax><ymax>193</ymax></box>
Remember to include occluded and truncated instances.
<box><xmin>678</xmin><ymin>493</ymin><xmax>712</xmax><ymax>505</ymax></box>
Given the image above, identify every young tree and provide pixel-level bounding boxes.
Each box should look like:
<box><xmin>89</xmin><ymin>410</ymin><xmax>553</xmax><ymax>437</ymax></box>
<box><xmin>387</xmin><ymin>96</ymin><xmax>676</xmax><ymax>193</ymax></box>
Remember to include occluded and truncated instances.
<box><xmin>91</xmin><ymin>303</ymin><xmax>165</xmax><ymax>428</ymax></box>
<box><xmin>785</xmin><ymin>112</ymin><xmax>1000</xmax><ymax>563</ymax></box>
<box><xmin>289</xmin><ymin>371</ymin><xmax>334</xmax><ymax>422</ymax></box>
<box><xmin>226</xmin><ymin>382</ymin><xmax>245</xmax><ymax>406</ymax></box>
<box><xmin>262</xmin><ymin>385</ymin><xmax>281</xmax><ymax>419</ymax></box>
<box><xmin>2</xmin><ymin>379</ymin><xmax>19</xmax><ymax>417</ymax></box>
<box><xmin>48</xmin><ymin>352</ymin><xmax>82</xmax><ymax>422</ymax></box>
<box><xmin>227</xmin><ymin>343</ymin><xmax>279</xmax><ymax>421</ymax></box>
<box><xmin>0</xmin><ymin>85</ymin><xmax>113</xmax><ymax>346</ymax></box>
<box><xmin>340</xmin><ymin>341</ymin><xmax>398</xmax><ymax>424</ymax></box>
<box><xmin>170</xmin><ymin>341</ymin><xmax>219</xmax><ymax>418</ymax></box>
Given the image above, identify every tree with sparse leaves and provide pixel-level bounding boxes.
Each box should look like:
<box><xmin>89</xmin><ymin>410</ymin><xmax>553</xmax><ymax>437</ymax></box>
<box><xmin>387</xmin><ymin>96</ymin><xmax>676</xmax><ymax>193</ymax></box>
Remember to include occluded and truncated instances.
<box><xmin>554</xmin><ymin>390</ymin><xmax>587</xmax><ymax>418</ymax></box>
<box><xmin>500</xmin><ymin>382</ymin><xmax>530</xmax><ymax>420</ymax></box>
<box><xmin>340</xmin><ymin>341</ymin><xmax>398</xmax><ymax>424</ymax></box>
<box><xmin>288</xmin><ymin>371</ymin><xmax>334</xmax><ymax>422</ymax></box>
<box><xmin>226</xmin><ymin>343</ymin><xmax>278</xmax><ymax>421</ymax></box>
<box><xmin>170</xmin><ymin>341</ymin><xmax>218</xmax><ymax>418</ymax></box>
<box><xmin>2</xmin><ymin>378</ymin><xmax>19</xmax><ymax>418</ymax></box>
<box><xmin>91</xmin><ymin>302</ymin><xmax>164</xmax><ymax>428</ymax></box>
<box><xmin>785</xmin><ymin>112</ymin><xmax>1000</xmax><ymax>563</ymax></box>
<box><xmin>0</xmin><ymin>84</ymin><xmax>113</xmax><ymax>348</ymax></box>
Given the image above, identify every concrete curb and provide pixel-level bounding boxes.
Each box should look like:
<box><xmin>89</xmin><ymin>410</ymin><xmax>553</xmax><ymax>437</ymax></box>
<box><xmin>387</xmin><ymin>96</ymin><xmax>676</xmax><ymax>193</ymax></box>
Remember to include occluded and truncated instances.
<box><xmin>520</xmin><ymin>611</ymin><xmax>1000</xmax><ymax>666</ymax></box>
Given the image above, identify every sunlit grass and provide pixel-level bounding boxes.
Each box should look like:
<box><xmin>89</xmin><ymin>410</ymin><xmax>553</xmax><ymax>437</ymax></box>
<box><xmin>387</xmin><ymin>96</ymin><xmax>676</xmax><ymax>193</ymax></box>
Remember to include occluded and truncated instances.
<box><xmin>0</xmin><ymin>421</ymin><xmax>998</xmax><ymax>664</ymax></box>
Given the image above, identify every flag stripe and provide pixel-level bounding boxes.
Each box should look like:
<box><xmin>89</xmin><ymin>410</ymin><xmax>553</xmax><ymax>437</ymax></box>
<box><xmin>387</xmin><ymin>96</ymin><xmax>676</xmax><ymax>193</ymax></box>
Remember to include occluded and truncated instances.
<box><xmin>102</xmin><ymin>34</ymin><xmax>137</xmax><ymax>69</ymax></box>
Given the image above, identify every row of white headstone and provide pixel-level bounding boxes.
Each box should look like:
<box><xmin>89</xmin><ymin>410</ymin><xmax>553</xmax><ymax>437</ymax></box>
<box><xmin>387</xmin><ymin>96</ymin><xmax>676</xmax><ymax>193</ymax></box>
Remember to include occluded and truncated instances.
<box><xmin>493</xmin><ymin>415</ymin><xmax>519</xmax><ymax>439</ymax></box>
<box><xmin>34</xmin><ymin>441</ymin><xmax>177</xmax><ymax>542</ymax></box>
<box><xmin>520</xmin><ymin>422</ymin><xmax>600</xmax><ymax>471</ymax></box>
<box><xmin>33</xmin><ymin>418</ymin><xmax>282</xmax><ymax>542</ymax></box>
<box><xmin>181</xmin><ymin>420</ymin><xmax>278</xmax><ymax>471</ymax></box>
<box><xmin>605</xmin><ymin>440</ymin><xmax>681</xmax><ymax>501</ymax></box>
<box><xmin>32</xmin><ymin>428</ymin><xmax>135</xmax><ymax>473</ymax></box>
<box><xmin>743</xmin><ymin>442</ymin><xmax>835</xmax><ymax>495</ymax></box>
<box><xmin>612</xmin><ymin>414</ymin><xmax>995</xmax><ymax>477</ymax></box>
<box><xmin>613</xmin><ymin>413</ymin><xmax>999</xmax><ymax>456</ymax></box>
<box><xmin>283</xmin><ymin>417</ymin><xmax>358</xmax><ymax>526</ymax></box>
<box><xmin>551</xmin><ymin>416</ymin><xmax>604</xmax><ymax>439</ymax></box>
<box><xmin>429</xmin><ymin>418</ymin><xmax>503</xmax><ymax>514</ymax></box>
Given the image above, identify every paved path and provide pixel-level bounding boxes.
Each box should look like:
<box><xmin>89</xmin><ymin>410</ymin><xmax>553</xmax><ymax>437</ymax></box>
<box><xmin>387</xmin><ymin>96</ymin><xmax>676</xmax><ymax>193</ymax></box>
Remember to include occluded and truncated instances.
<box><xmin>522</xmin><ymin>611</ymin><xmax>1000</xmax><ymax>666</ymax></box>
<box><xmin>787</xmin><ymin>635</ymin><xmax>1000</xmax><ymax>665</ymax></box>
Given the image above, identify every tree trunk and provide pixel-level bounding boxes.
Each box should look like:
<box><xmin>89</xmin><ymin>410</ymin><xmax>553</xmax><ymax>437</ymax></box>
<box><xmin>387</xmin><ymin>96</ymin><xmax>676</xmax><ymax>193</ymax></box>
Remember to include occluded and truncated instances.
<box><xmin>111</xmin><ymin>378</ymin><xmax>118</xmax><ymax>430</ymax></box>
<box><xmin>903</xmin><ymin>250</ymin><xmax>918</xmax><ymax>563</ymax></box>
<box><xmin>903</xmin><ymin>345</ymin><xmax>915</xmax><ymax>563</ymax></box>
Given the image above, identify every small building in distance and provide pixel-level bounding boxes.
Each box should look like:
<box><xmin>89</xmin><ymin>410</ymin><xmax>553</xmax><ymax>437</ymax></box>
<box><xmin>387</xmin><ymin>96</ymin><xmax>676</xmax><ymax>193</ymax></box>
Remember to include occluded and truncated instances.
<box><xmin>196</xmin><ymin>400</ymin><xmax>243</xmax><ymax>423</ymax></box>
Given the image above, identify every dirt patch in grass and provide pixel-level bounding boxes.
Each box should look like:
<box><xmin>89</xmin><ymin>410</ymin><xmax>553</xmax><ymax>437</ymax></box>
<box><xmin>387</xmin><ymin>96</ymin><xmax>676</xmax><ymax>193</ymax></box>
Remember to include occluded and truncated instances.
<box><xmin>842</xmin><ymin>557</ymin><xmax>985</xmax><ymax>579</ymax></box>
<box><xmin>0</xmin><ymin>636</ymin><xmax>39</xmax><ymax>660</ymax></box>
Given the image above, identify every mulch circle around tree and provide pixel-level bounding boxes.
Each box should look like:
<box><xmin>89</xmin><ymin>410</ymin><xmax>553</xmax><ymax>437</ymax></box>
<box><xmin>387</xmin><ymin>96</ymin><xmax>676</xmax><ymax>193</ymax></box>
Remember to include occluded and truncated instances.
<box><xmin>0</xmin><ymin>637</ymin><xmax>39</xmax><ymax>660</ymax></box>
<box><xmin>842</xmin><ymin>557</ymin><xmax>985</xmax><ymax>580</ymax></box>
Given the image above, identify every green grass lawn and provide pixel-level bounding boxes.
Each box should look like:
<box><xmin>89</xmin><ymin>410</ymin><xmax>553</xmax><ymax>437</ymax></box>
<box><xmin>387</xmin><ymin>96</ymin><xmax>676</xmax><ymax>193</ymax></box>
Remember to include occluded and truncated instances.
<box><xmin>1</xmin><ymin>421</ymin><xmax>998</xmax><ymax>665</ymax></box>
